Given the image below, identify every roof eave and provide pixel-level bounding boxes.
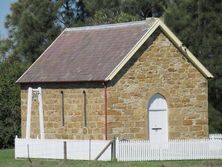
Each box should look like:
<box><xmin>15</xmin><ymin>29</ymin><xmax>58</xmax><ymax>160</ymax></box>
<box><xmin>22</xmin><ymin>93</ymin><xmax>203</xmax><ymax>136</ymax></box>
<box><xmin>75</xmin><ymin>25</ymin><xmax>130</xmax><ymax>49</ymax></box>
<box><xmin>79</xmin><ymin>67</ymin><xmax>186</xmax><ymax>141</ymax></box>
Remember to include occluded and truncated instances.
<box><xmin>17</xmin><ymin>80</ymin><xmax>106</xmax><ymax>84</ymax></box>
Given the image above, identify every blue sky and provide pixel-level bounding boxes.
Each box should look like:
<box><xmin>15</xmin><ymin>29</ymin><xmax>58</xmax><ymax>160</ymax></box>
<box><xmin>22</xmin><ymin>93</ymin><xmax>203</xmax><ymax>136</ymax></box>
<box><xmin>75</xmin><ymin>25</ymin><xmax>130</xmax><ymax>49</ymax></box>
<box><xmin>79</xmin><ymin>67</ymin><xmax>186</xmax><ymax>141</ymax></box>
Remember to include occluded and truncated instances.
<box><xmin>0</xmin><ymin>0</ymin><xmax>16</xmax><ymax>38</ymax></box>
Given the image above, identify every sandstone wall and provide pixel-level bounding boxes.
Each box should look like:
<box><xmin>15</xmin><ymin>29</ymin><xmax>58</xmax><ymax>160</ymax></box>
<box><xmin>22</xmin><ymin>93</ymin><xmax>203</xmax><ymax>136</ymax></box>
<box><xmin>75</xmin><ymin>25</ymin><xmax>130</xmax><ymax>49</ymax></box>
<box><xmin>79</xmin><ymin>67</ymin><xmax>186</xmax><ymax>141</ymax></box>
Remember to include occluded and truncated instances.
<box><xmin>107</xmin><ymin>30</ymin><xmax>208</xmax><ymax>140</ymax></box>
<box><xmin>20</xmin><ymin>30</ymin><xmax>208</xmax><ymax>140</ymax></box>
<box><xmin>21</xmin><ymin>84</ymin><xmax>105</xmax><ymax>139</ymax></box>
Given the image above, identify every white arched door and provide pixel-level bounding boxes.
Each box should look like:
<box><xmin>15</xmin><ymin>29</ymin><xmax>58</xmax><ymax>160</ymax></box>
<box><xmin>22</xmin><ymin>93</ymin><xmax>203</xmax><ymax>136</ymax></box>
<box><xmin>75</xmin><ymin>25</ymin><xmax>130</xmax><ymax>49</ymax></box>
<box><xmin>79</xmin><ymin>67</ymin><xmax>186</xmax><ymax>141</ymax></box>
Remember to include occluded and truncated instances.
<box><xmin>148</xmin><ymin>94</ymin><xmax>168</xmax><ymax>143</ymax></box>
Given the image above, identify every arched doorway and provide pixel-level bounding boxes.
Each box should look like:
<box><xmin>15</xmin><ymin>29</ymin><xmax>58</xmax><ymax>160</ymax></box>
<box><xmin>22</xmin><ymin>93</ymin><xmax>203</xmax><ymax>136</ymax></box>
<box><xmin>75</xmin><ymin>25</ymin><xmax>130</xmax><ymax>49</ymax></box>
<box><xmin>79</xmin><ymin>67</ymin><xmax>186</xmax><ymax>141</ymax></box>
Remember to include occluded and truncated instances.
<box><xmin>148</xmin><ymin>94</ymin><xmax>168</xmax><ymax>142</ymax></box>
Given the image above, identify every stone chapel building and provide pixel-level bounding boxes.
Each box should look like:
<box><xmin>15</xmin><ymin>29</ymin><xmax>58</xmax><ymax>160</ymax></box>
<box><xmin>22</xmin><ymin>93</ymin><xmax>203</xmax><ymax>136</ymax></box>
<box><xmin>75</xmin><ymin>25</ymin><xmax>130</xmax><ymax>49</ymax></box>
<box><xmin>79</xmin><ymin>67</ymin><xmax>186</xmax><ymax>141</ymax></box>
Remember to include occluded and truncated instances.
<box><xmin>17</xmin><ymin>18</ymin><xmax>213</xmax><ymax>142</ymax></box>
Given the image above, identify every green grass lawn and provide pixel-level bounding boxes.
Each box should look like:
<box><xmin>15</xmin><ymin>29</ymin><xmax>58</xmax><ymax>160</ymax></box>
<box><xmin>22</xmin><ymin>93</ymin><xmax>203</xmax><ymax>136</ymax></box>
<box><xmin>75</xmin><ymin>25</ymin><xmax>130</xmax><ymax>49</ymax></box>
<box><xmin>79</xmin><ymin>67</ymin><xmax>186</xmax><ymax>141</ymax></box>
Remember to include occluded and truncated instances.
<box><xmin>1</xmin><ymin>149</ymin><xmax>222</xmax><ymax>167</ymax></box>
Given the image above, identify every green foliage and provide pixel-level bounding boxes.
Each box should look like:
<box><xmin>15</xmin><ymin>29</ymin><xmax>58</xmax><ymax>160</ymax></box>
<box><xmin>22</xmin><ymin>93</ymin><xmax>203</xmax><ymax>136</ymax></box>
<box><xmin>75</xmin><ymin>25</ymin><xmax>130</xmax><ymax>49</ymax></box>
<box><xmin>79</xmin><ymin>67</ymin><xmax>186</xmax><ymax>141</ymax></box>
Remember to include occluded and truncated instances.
<box><xmin>122</xmin><ymin>0</ymin><xmax>166</xmax><ymax>18</ymax></box>
<box><xmin>0</xmin><ymin>38</ymin><xmax>12</xmax><ymax>62</ymax></box>
<box><xmin>83</xmin><ymin>0</ymin><xmax>122</xmax><ymax>16</ymax></box>
<box><xmin>82</xmin><ymin>0</ymin><xmax>137</xmax><ymax>24</ymax></box>
<box><xmin>209</xmin><ymin>103</ymin><xmax>222</xmax><ymax>133</ymax></box>
<box><xmin>82</xmin><ymin>0</ymin><xmax>165</xmax><ymax>24</ymax></box>
<box><xmin>5</xmin><ymin>0</ymin><xmax>61</xmax><ymax>63</ymax></box>
<box><xmin>0</xmin><ymin>57</ymin><xmax>27</xmax><ymax>148</ymax></box>
<box><xmin>56</xmin><ymin>0</ymin><xmax>87</xmax><ymax>27</ymax></box>
<box><xmin>86</xmin><ymin>10</ymin><xmax>138</xmax><ymax>25</ymax></box>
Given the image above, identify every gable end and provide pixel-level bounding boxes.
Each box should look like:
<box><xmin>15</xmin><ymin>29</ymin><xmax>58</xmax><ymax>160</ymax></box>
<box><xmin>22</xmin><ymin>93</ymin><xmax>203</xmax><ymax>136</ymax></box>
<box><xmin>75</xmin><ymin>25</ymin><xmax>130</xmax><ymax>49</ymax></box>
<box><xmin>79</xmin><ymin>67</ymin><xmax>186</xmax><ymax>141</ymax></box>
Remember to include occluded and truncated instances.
<box><xmin>105</xmin><ymin>19</ymin><xmax>213</xmax><ymax>81</ymax></box>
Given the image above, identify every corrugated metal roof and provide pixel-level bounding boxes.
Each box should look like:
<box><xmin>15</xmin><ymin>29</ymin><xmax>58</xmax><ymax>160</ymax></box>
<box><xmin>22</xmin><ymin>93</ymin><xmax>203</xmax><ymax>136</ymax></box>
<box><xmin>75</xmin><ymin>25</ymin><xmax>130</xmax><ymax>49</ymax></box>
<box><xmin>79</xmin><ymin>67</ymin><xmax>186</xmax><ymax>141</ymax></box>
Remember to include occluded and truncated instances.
<box><xmin>17</xmin><ymin>19</ymin><xmax>156</xmax><ymax>83</ymax></box>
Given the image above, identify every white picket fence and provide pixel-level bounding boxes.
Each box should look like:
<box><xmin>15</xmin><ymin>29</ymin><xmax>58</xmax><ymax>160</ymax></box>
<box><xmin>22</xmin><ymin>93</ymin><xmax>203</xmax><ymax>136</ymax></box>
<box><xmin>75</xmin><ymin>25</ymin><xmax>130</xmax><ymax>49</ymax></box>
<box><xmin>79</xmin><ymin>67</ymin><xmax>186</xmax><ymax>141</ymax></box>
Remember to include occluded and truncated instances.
<box><xmin>15</xmin><ymin>138</ymin><xmax>64</xmax><ymax>159</ymax></box>
<box><xmin>15</xmin><ymin>137</ymin><xmax>111</xmax><ymax>161</ymax></box>
<box><xmin>15</xmin><ymin>135</ymin><xmax>222</xmax><ymax>161</ymax></box>
<box><xmin>209</xmin><ymin>134</ymin><xmax>222</xmax><ymax>139</ymax></box>
<box><xmin>116</xmin><ymin>139</ymin><xmax>222</xmax><ymax>161</ymax></box>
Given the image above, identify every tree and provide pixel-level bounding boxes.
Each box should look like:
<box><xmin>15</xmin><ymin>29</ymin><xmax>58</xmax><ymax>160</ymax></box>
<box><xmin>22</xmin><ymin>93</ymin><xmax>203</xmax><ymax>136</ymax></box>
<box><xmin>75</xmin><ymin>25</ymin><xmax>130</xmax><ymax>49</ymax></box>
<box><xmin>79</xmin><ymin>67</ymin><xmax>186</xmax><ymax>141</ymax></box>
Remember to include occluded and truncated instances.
<box><xmin>0</xmin><ymin>38</ymin><xmax>12</xmax><ymax>62</ymax></box>
<box><xmin>5</xmin><ymin>0</ymin><xmax>61</xmax><ymax>63</ymax></box>
<box><xmin>56</xmin><ymin>0</ymin><xmax>87</xmax><ymax>27</ymax></box>
<box><xmin>82</xmin><ymin>0</ymin><xmax>165</xmax><ymax>25</ymax></box>
<box><xmin>122</xmin><ymin>0</ymin><xmax>166</xmax><ymax>18</ymax></box>
<box><xmin>0</xmin><ymin>57</ymin><xmax>27</xmax><ymax>148</ymax></box>
<box><xmin>82</xmin><ymin>0</ymin><xmax>138</xmax><ymax>24</ymax></box>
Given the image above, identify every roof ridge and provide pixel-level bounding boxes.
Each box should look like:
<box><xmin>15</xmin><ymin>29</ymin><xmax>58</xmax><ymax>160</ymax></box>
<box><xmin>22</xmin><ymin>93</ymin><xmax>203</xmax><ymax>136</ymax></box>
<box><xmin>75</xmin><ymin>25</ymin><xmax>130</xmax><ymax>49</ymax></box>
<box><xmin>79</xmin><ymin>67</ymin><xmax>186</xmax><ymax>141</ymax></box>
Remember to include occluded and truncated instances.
<box><xmin>65</xmin><ymin>20</ymin><xmax>151</xmax><ymax>32</ymax></box>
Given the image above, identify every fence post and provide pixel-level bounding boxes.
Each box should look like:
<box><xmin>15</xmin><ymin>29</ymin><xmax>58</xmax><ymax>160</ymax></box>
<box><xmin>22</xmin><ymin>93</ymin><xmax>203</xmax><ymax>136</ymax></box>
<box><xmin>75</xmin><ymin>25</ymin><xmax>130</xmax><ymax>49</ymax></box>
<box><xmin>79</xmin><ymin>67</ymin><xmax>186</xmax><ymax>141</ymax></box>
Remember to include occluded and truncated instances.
<box><xmin>114</xmin><ymin>137</ymin><xmax>116</xmax><ymax>160</ymax></box>
<box><xmin>116</xmin><ymin>137</ymin><xmax>119</xmax><ymax>161</ymax></box>
<box><xmin>27</xmin><ymin>144</ymin><xmax>30</xmax><ymax>159</ymax></box>
<box><xmin>111</xmin><ymin>137</ymin><xmax>116</xmax><ymax>161</ymax></box>
<box><xmin>89</xmin><ymin>139</ymin><xmax>91</xmax><ymax>161</ymax></box>
<box><xmin>15</xmin><ymin>137</ymin><xmax>17</xmax><ymax>160</ymax></box>
<box><xmin>27</xmin><ymin>143</ymin><xmax>32</xmax><ymax>164</ymax></box>
<box><xmin>160</xmin><ymin>143</ymin><xmax>163</xmax><ymax>160</ymax></box>
<box><xmin>64</xmin><ymin>141</ymin><xmax>67</xmax><ymax>160</ymax></box>
<box><xmin>111</xmin><ymin>141</ymin><xmax>113</xmax><ymax>160</ymax></box>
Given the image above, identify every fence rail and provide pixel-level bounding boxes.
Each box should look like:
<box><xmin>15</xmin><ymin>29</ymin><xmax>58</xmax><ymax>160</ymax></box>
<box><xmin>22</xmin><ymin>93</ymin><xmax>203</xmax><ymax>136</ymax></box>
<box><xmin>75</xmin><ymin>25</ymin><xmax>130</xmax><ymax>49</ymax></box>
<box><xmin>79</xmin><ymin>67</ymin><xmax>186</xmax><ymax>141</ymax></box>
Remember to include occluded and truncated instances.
<box><xmin>15</xmin><ymin>135</ymin><xmax>222</xmax><ymax>161</ymax></box>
